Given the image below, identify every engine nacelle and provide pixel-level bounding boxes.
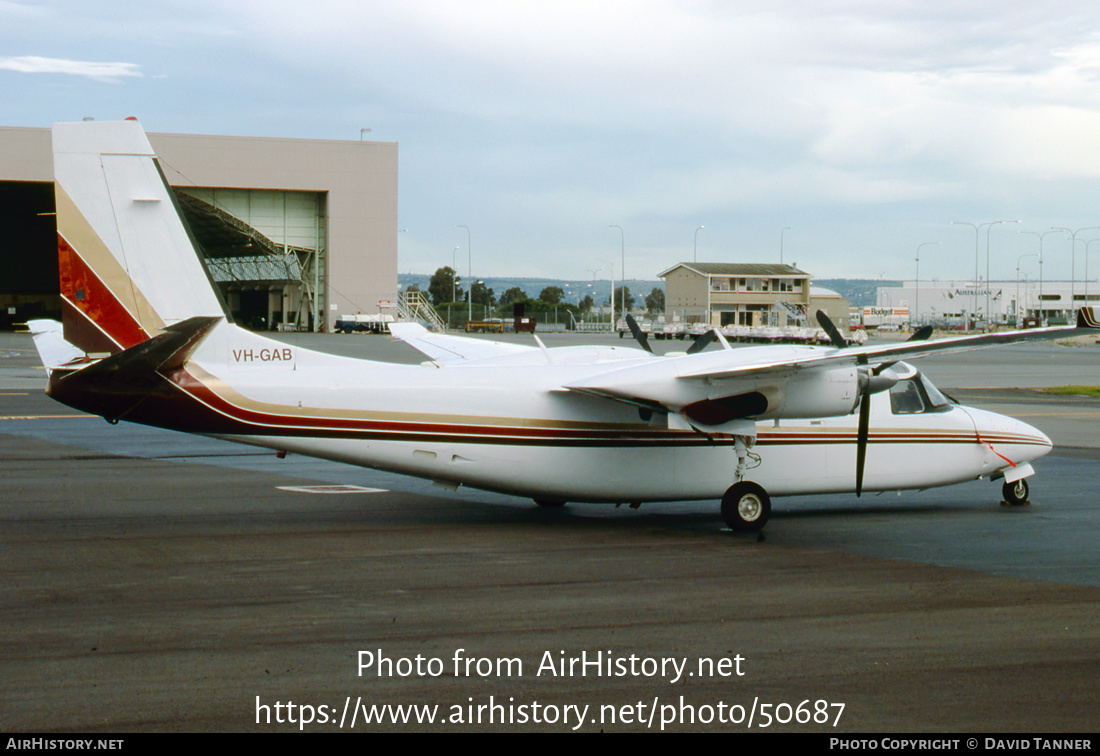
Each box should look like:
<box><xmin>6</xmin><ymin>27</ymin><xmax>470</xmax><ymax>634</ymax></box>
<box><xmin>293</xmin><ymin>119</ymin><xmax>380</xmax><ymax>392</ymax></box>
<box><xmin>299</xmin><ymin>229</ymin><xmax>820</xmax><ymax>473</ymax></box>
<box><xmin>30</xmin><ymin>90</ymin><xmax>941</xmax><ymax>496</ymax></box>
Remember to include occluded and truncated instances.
<box><xmin>683</xmin><ymin>365</ymin><xmax>861</xmax><ymax>424</ymax></box>
<box><xmin>751</xmin><ymin>365</ymin><xmax>862</xmax><ymax>420</ymax></box>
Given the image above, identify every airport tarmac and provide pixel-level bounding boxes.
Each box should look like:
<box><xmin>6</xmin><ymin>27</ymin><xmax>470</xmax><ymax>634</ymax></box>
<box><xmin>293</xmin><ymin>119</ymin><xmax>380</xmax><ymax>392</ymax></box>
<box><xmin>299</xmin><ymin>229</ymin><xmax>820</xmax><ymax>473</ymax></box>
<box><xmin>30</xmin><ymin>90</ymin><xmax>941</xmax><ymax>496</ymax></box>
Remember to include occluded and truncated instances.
<box><xmin>1</xmin><ymin>330</ymin><xmax>1098</xmax><ymax>732</ymax></box>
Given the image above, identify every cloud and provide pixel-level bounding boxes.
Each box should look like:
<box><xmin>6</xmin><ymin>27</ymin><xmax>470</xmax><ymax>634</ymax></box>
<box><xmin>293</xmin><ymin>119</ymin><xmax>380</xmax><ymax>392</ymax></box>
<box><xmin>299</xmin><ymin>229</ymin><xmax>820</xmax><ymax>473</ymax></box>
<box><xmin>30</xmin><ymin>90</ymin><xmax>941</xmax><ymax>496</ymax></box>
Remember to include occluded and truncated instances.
<box><xmin>0</xmin><ymin>56</ymin><xmax>141</xmax><ymax>81</ymax></box>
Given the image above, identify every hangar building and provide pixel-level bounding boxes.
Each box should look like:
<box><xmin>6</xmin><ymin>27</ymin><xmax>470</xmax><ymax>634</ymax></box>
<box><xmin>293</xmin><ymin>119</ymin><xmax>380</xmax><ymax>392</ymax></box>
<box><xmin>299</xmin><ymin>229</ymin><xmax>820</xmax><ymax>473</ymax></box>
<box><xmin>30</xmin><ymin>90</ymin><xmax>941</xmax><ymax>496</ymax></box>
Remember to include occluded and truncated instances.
<box><xmin>0</xmin><ymin>124</ymin><xmax>398</xmax><ymax>333</ymax></box>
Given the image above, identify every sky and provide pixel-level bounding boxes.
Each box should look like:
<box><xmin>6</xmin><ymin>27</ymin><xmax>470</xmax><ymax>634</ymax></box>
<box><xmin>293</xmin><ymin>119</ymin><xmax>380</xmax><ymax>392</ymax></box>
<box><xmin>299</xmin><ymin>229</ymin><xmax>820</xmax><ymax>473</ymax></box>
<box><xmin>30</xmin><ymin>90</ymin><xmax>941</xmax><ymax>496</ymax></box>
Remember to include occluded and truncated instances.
<box><xmin>4</xmin><ymin>1</ymin><xmax>1100</xmax><ymax>286</ymax></box>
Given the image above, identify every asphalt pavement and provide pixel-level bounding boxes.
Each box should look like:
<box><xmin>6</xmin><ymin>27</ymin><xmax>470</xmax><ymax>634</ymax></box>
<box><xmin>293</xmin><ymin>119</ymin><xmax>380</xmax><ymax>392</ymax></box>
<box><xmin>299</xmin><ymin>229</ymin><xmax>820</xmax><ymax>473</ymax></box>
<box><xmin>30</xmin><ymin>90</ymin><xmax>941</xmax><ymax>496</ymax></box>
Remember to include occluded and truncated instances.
<box><xmin>1</xmin><ymin>329</ymin><xmax>1097</xmax><ymax>733</ymax></box>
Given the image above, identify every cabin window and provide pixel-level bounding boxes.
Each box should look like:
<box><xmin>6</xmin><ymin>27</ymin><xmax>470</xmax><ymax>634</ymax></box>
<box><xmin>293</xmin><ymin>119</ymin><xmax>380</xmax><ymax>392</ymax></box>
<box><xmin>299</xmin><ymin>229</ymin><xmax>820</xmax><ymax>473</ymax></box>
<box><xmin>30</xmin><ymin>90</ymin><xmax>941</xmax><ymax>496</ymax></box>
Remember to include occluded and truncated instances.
<box><xmin>889</xmin><ymin>380</ymin><xmax>926</xmax><ymax>414</ymax></box>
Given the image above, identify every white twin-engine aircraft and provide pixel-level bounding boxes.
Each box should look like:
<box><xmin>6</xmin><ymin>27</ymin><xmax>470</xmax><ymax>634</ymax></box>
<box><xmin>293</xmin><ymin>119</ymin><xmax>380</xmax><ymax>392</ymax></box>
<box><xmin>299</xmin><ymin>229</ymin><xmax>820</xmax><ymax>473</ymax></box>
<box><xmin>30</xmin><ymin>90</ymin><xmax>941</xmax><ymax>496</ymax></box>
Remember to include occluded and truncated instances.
<box><xmin>30</xmin><ymin>120</ymin><xmax>1100</xmax><ymax>532</ymax></box>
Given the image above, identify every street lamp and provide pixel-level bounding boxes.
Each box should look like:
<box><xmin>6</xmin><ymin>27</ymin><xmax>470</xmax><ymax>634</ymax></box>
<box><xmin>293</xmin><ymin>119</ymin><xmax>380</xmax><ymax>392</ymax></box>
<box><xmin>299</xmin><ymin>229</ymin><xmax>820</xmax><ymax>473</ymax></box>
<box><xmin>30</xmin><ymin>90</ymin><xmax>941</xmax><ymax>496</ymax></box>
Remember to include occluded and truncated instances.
<box><xmin>1069</xmin><ymin>227</ymin><xmax>1100</xmax><ymax>314</ymax></box>
<box><xmin>953</xmin><ymin>220</ymin><xmax>1017</xmax><ymax>325</ymax></box>
<box><xmin>1086</xmin><ymin>239</ymin><xmax>1100</xmax><ymax>307</ymax></box>
<box><xmin>951</xmin><ymin>221</ymin><xmax>980</xmax><ymax>323</ymax></box>
<box><xmin>452</xmin><ymin>246</ymin><xmax>460</xmax><ymax>305</ymax></box>
<box><xmin>1016</xmin><ymin>253</ymin><xmax>1037</xmax><ymax>326</ymax></box>
<box><xmin>984</xmin><ymin>220</ymin><xmax>1018</xmax><ymax>324</ymax></box>
<box><xmin>915</xmin><ymin>242</ymin><xmax>941</xmax><ymax>327</ymax></box>
<box><xmin>780</xmin><ymin>227</ymin><xmax>791</xmax><ymax>265</ymax></box>
<box><xmin>694</xmin><ymin>225</ymin><xmax>705</xmax><ymax>263</ymax></box>
<box><xmin>598</xmin><ymin>257</ymin><xmax>615</xmax><ymax>330</ymax></box>
<box><xmin>1020</xmin><ymin>228</ymin><xmax>1068</xmax><ymax>326</ymax></box>
<box><xmin>609</xmin><ymin>225</ymin><xmax>624</xmax><ymax>324</ymax></box>
<box><xmin>456</xmin><ymin>225</ymin><xmax>471</xmax><ymax>322</ymax></box>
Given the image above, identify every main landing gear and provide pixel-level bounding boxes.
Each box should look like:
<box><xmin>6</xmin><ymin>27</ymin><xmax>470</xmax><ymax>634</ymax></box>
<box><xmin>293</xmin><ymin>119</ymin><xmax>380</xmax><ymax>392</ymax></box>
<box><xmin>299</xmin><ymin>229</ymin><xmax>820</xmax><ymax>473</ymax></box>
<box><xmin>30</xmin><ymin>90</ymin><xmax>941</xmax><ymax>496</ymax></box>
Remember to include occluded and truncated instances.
<box><xmin>1001</xmin><ymin>478</ymin><xmax>1030</xmax><ymax>506</ymax></box>
<box><xmin>721</xmin><ymin>481</ymin><xmax>771</xmax><ymax>532</ymax></box>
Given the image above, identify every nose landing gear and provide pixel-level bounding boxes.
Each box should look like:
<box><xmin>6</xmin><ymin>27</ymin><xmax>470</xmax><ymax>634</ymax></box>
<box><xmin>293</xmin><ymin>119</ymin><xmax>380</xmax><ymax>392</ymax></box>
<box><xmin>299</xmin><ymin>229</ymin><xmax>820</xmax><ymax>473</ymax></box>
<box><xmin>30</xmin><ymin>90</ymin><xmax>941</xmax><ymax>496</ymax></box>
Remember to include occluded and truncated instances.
<box><xmin>1001</xmin><ymin>478</ymin><xmax>1030</xmax><ymax>506</ymax></box>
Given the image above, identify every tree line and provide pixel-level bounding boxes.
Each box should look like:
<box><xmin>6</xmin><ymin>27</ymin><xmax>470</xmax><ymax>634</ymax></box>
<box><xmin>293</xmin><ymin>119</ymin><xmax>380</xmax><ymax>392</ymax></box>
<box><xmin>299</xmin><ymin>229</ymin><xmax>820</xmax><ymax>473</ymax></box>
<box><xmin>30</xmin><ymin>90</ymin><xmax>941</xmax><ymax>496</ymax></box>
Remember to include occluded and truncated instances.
<box><xmin>411</xmin><ymin>267</ymin><xmax>665</xmax><ymax>322</ymax></box>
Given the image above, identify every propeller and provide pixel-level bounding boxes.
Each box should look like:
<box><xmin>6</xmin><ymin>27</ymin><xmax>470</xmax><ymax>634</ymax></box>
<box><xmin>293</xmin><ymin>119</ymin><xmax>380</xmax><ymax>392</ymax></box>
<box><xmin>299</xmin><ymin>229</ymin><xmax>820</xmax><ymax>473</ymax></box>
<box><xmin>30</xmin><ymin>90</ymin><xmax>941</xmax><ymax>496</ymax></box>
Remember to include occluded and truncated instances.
<box><xmin>855</xmin><ymin>391</ymin><xmax>871</xmax><ymax>497</ymax></box>
<box><xmin>816</xmin><ymin>310</ymin><xmax>848</xmax><ymax>350</ymax></box>
<box><xmin>815</xmin><ymin>310</ymin><xmax>900</xmax><ymax>497</ymax></box>
<box><xmin>686</xmin><ymin>329</ymin><xmax>718</xmax><ymax>355</ymax></box>
<box><xmin>908</xmin><ymin>325</ymin><xmax>933</xmax><ymax>342</ymax></box>
<box><xmin>624</xmin><ymin>315</ymin><xmax>653</xmax><ymax>353</ymax></box>
<box><xmin>626</xmin><ymin>318</ymin><xmax>727</xmax><ymax>356</ymax></box>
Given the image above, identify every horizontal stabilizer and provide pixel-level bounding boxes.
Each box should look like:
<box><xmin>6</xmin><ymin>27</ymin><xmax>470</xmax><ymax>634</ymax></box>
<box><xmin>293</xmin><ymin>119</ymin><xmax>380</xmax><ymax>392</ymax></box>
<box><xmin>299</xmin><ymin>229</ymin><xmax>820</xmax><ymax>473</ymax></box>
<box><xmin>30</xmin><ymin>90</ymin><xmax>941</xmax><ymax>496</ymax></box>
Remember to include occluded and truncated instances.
<box><xmin>56</xmin><ymin>316</ymin><xmax>221</xmax><ymax>394</ymax></box>
<box><xmin>28</xmin><ymin>319</ymin><xmax>85</xmax><ymax>373</ymax></box>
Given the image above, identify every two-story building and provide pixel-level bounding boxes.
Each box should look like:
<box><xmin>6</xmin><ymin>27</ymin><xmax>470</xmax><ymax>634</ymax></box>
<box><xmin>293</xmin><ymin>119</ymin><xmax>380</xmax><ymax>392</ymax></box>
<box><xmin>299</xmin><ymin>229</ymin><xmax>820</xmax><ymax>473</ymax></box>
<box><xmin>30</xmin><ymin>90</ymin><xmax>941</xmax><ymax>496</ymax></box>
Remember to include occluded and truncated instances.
<box><xmin>659</xmin><ymin>263</ymin><xmax>847</xmax><ymax>330</ymax></box>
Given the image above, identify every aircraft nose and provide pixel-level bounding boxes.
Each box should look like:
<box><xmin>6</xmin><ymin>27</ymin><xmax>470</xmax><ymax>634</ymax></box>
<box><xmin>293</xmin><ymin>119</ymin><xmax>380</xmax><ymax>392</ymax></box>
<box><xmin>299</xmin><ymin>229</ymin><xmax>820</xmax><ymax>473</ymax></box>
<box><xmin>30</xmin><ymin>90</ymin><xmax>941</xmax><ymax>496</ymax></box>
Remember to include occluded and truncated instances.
<box><xmin>963</xmin><ymin>406</ymin><xmax>1052</xmax><ymax>462</ymax></box>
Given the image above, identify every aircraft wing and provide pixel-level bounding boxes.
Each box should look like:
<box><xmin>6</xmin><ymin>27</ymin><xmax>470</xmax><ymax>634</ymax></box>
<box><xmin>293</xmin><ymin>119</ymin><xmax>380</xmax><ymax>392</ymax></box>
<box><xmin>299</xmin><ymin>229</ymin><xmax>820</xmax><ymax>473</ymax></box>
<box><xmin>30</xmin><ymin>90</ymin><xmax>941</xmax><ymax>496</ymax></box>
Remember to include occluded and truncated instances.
<box><xmin>565</xmin><ymin>307</ymin><xmax>1100</xmax><ymax>426</ymax></box>
<box><xmin>388</xmin><ymin>322</ymin><xmax>535</xmax><ymax>363</ymax></box>
<box><xmin>676</xmin><ymin>309</ymin><xmax>1100</xmax><ymax>382</ymax></box>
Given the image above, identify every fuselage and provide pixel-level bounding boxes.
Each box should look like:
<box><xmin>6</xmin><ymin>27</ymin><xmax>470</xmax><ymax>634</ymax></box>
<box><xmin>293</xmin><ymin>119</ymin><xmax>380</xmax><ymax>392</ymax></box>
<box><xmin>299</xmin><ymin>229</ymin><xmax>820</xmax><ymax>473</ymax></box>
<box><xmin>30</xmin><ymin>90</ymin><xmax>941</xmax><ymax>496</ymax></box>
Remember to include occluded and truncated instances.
<box><xmin>47</xmin><ymin>323</ymin><xmax>1052</xmax><ymax>504</ymax></box>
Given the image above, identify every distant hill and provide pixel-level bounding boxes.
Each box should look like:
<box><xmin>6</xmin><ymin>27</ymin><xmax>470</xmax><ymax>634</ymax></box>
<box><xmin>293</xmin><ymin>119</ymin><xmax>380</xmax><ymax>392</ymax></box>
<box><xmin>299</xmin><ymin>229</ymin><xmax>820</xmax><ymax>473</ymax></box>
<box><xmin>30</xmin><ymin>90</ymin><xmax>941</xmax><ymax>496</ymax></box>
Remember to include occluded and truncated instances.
<box><xmin>814</xmin><ymin>280</ymin><xmax>900</xmax><ymax>308</ymax></box>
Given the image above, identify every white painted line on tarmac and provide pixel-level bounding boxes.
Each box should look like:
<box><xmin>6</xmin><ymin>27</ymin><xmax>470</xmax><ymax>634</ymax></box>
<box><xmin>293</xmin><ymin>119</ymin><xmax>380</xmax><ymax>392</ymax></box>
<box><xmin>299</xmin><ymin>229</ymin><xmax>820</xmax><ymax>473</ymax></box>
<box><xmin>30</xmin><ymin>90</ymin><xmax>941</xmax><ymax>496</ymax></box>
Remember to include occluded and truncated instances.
<box><xmin>276</xmin><ymin>484</ymin><xmax>389</xmax><ymax>494</ymax></box>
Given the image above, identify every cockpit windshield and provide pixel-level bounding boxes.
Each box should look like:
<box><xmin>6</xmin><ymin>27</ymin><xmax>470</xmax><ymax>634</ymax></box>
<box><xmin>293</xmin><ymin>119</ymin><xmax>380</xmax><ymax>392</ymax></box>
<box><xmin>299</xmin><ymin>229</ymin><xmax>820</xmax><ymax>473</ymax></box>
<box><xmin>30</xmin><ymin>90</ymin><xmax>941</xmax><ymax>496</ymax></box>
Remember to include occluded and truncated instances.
<box><xmin>889</xmin><ymin>371</ymin><xmax>954</xmax><ymax>414</ymax></box>
<box><xmin>919</xmin><ymin>373</ymin><xmax>953</xmax><ymax>409</ymax></box>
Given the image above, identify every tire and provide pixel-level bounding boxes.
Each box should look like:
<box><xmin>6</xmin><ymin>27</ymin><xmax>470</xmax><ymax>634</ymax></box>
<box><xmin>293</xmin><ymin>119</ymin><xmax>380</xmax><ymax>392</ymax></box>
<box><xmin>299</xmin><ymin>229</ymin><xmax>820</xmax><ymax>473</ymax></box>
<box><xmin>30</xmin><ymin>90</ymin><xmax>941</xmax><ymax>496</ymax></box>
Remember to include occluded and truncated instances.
<box><xmin>721</xmin><ymin>482</ymin><xmax>771</xmax><ymax>532</ymax></box>
<box><xmin>1002</xmin><ymin>478</ymin><xmax>1029</xmax><ymax>506</ymax></box>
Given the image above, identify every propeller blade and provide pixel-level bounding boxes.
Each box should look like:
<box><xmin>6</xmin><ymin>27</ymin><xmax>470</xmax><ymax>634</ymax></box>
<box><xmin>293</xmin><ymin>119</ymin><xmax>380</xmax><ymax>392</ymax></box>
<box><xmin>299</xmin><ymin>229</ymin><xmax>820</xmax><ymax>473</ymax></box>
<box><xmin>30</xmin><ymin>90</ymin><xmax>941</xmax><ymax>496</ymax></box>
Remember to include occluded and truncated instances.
<box><xmin>625</xmin><ymin>314</ymin><xmax>653</xmax><ymax>353</ymax></box>
<box><xmin>686</xmin><ymin>329</ymin><xmax>718</xmax><ymax>355</ymax></box>
<box><xmin>907</xmin><ymin>325</ymin><xmax>934</xmax><ymax>342</ymax></box>
<box><xmin>815</xmin><ymin>310</ymin><xmax>848</xmax><ymax>350</ymax></box>
<box><xmin>856</xmin><ymin>393</ymin><xmax>871</xmax><ymax>497</ymax></box>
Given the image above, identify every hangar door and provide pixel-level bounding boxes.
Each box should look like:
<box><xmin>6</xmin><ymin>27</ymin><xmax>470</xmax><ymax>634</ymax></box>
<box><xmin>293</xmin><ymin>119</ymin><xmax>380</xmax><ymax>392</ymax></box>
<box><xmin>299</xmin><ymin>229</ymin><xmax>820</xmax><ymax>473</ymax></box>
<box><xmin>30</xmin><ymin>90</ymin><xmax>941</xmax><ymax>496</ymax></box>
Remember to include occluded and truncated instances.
<box><xmin>176</xmin><ymin>187</ymin><xmax>326</xmax><ymax>332</ymax></box>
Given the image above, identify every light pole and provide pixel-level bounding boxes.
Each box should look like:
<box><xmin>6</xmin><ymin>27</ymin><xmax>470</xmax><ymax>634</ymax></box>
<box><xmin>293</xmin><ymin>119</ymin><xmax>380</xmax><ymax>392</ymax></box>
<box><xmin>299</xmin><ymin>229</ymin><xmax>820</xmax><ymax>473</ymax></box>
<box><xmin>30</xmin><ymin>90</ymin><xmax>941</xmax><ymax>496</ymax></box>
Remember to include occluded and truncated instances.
<box><xmin>1087</xmin><ymin>239</ymin><xmax>1100</xmax><ymax>307</ymax></box>
<box><xmin>952</xmin><ymin>221</ymin><xmax>980</xmax><ymax>326</ymax></box>
<box><xmin>1069</xmin><ymin>227</ymin><xmax>1100</xmax><ymax>315</ymax></box>
<box><xmin>1015</xmin><ymin>253</ymin><xmax>1037</xmax><ymax>325</ymax></box>
<box><xmin>953</xmin><ymin>220</ymin><xmax>1015</xmax><ymax>326</ymax></box>
<box><xmin>609</xmin><ymin>225</ymin><xmax>624</xmax><ymax>324</ymax></box>
<box><xmin>694</xmin><ymin>225</ymin><xmax>704</xmax><ymax>263</ymax></box>
<box><xmin>950</xmin><ymin>218</ymin><xmax>976</xmax><ymax>299</ymax></box>
<box><xmin>598</xmin><ymin>258</ymin><xmax>615</xmax><ymax>330</ymax></box>
<box><xmin>456</xmin><ymin>225</ymin><xmax>471</xmax><ymax>322</ymax></box>
<box><xmin>452</xmin><ymin>246</ymin><xmax>460</xmax><ymax>305</ymax></box>
<box><xmin>1051</xmin><ymin>227</ymin><xmax>1071</xmax><ymax>321</ymax></box>
<box><xmin>780</xmin><ymin>226</ymin><xmax>791</xmax><ymax>265</ymax></box>
<box><xmin>1020</xmin><ymin>228</ymin><xmax>1067</xmax><ymax>326</ymax></box>
<box><xmin>984</xmin><ymin>220</ymin><xmax>1018</xmax><ymax>325</ymax></box>
<box><xmin>915</xmin><ymin>242</ymin><xmax>941</xmax><ymax>327</ymax></box>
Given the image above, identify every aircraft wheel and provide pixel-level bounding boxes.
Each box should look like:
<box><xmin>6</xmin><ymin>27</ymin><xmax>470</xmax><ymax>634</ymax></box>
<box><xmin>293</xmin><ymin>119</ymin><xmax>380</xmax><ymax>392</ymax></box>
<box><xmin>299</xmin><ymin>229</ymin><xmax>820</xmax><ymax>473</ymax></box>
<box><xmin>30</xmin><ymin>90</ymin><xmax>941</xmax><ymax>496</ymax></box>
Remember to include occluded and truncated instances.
<box><xmin>1002</xmin><ymin>479</ymin><xmax>1029</xmax><ymax>506</ymax></box>
<box><xmin>721</xmin><ymin>482</ymin><xmax>771</xmax><ymax>532</ymax></box>
<box><xmin>534</xmin><ymin>498</ymin><xmax>567</xmax><ymax>508</ymax></box>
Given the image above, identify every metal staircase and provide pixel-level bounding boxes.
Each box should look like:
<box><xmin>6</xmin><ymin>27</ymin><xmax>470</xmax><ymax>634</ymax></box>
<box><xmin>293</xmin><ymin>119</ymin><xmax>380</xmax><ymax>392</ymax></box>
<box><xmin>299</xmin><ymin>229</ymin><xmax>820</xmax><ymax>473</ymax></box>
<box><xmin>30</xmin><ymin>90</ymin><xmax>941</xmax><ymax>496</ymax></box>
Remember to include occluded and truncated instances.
<box><xmin>398</xmin><ymin>290</ymin><xmax>446</xmax><ymax>332</ymax></box>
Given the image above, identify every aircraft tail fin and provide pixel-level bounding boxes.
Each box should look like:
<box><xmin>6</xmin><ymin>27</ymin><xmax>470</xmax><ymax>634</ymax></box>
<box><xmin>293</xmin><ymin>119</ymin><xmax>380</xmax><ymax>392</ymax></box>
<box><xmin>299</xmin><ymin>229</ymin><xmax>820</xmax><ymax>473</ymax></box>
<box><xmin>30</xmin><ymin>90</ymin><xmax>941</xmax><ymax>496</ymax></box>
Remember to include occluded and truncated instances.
<box><xmin>51</xmin><ymin>120</ymin><xmax>226</xmax><ymax>356</ymax></box>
